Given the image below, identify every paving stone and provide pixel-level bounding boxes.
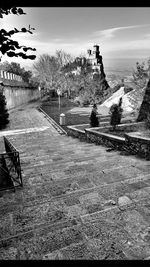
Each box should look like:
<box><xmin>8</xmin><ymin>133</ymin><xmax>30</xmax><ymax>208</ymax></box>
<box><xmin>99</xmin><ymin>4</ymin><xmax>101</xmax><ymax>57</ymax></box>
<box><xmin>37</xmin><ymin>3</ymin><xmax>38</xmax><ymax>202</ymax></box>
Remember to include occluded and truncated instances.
<box><xmin>118</xmin><ymin>196</ymin><xmax>132</xmax><ymax>206</ymax></box>
<box><xmin>129</xmin><ymin>181</ymin><xmax>149</xmax><ymax>190</ymax></box>
<box><xmin>43</xmin><ymin>251</ymin><xmax>64</xmax><ymax>260</ymax></box>
<box><xmin>104</xmin><ymin>199</ymin><xmax>116</xmax><ymax>206</ymax></box>
<box><xmin>135</xmin><ymin>198</ymin><xmax>150</xmax><ymax>222</ymax></box>
<box><xmin>0</xmin><ymin>101</ymin><xmax>150</xmax><ymax>259</ymax></box>
<box><xmin>127</xmin><ymin>189</ymin><xmax>149</xmax><ymax>202</ymax></box>
<box><xmin>121</xmin><ymin>240</ymin><xmax>150</xmax><ymax>259</ymax></box>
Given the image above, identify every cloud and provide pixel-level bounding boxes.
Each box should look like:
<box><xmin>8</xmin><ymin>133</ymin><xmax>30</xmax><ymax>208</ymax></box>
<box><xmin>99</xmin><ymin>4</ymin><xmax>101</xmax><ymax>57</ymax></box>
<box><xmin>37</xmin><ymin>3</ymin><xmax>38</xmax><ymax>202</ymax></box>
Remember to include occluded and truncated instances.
<box><xmin>12</xmin><ymin>31</ymin><xmax>39</xmax><ymax>41</ymax></box>
<box><xmin>2</xmin><ymin>23</ymin><xmax>150</xmax><ymax>67</ymax></box>
<box><xmin>93</xmin><ymin>24</ymin><xmax>150</xmax><ymax>39</ymax></box>
<box><xmin>145</xmin><ymin>33</ymin><xmax>150</xmax><ymax>39</ymax></box>
<box><xmin>51</xmin><ymin>38</ymin><xmax>64</xmax><ymax>42</ymax></box>
<box><xmin>107</xmin><ymin>38</ymin><xmax>150</xmax><ymax>52</ymax></box>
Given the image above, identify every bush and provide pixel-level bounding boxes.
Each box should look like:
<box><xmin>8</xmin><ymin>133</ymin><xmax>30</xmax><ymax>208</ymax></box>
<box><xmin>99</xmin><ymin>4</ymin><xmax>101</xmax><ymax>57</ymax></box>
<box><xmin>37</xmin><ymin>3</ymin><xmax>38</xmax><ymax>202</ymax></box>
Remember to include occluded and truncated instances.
<box><xmin>74</xmin><ymin>95</ymin><xmax>90</xmax><ymax>107</ymax></box>
<box><xmin>109</xmin><ymin>103</ymin><xmax>122</xmax><ymax>130</ymax></box>
<box><xmin>0</xmin><ymin>92</ymin><xmax>9</xmax><ymax>129</ymax></box>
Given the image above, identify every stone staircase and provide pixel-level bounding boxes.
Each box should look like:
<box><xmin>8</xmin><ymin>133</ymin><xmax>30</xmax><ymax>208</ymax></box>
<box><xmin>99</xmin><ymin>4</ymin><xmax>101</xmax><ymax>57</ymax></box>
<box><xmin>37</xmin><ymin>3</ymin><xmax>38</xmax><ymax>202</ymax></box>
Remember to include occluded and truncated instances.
<box><xmin>0</xmin><ymin>103</ymin><xmax>150</xmax><ymax>259</ymax></box>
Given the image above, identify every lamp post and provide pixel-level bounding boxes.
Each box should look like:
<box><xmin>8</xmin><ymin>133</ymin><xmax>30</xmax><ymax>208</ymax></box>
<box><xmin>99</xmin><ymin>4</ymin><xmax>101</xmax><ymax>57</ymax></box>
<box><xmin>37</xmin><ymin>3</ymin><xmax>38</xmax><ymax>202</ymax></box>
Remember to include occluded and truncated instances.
<box><xmin>38</xmin><ymin>85</ymin><xmax>41</xmax><ymax>99</ymax></box>
<box><xmin>57</xmin><ymin>89</ymin><xmax>61</xmax><ymax>111</ymax></box>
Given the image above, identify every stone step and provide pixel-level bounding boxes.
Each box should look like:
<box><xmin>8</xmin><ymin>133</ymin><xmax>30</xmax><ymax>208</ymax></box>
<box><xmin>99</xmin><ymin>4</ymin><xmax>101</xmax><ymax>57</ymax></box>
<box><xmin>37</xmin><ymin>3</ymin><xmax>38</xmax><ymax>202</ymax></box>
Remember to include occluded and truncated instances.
<box><xmin>0</xmin><ymin>220</ymin><xmax>82</xmax><ymax>259</ymax></box>
<box><xmin>1</xmin><ymin>102</ymin><xmax>150</xmax><ymax>260</ymax></box>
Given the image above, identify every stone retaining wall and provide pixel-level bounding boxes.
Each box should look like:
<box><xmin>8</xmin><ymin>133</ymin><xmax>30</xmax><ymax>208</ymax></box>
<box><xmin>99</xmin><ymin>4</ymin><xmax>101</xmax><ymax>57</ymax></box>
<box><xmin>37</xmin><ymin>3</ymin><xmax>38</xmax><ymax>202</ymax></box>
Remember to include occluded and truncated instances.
<box><xmin>4</xmin><ymin>86</ymin><xmax>40</xmax><ymax>110</ymax></box>
<box><xmin>67</xmin><ymin>126</ymin><xmax>86</xmax><ymax>141</ymax></box>
<box><xmin>67</xmin><ymin>121</ymin><xmax>150</xmax><ymax>159</ymax></box>
<box><xmin>125</xmin><ymin>133</ymin><xmax>150</xmax><ymax>158</ymax></box>
<box><xmin>0</xmin><ymin>71</ymin><xmax>40</xmax><ymax>110</ymax></box>
<box><xmin>95</xmin><ymin>121</ymin><xmax>146</xmax><ymax>134</ymax></box>
<box><xmin>85</xmin><ymin>129</ymin><xmax>125</xmax><ymax>149</ymax></box>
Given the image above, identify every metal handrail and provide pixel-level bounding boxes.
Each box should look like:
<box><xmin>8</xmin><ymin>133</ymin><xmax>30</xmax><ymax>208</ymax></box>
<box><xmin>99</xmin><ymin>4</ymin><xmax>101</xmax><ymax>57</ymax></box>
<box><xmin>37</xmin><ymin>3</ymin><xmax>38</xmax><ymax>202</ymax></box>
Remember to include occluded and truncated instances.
<box><xmin>0</xmin><ymin>137</ymin><xmax>23</xmax><ymax>191</ymax></box>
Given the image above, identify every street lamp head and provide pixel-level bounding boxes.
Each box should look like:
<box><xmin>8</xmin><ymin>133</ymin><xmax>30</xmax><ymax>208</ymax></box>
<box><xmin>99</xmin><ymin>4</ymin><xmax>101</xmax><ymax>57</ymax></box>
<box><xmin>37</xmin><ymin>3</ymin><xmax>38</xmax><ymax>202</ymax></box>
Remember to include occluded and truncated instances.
<box><xmin>57</xmin><ymin>89</ymin><xmax>61</xmax><ymax>96</ymax></box>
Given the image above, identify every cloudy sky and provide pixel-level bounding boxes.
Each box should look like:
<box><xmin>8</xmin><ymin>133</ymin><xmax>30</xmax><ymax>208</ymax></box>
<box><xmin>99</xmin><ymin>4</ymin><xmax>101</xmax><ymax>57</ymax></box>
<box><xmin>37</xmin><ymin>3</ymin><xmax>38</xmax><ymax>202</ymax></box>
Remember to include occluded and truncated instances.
<box><xmin>1</xmin><ymin>7</ymin><xmax>150</xmax><ymax>67</ymax></box>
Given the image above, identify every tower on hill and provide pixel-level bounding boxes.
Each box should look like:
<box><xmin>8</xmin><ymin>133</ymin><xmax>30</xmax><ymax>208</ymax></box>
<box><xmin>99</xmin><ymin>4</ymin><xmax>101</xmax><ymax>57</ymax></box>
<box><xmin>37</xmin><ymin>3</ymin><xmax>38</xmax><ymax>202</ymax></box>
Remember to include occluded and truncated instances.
<box><xmin>87</xmin><ymin>44</ymin><xmax>109</xmax><ymax>89</ymax></box>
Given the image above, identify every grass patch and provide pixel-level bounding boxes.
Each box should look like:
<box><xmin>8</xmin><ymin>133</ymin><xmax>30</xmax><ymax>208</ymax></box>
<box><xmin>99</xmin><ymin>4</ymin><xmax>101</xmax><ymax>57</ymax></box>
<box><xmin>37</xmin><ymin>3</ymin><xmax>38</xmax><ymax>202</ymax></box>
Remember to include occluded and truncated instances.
<box><xmin>41</xmin><ymin>97</ymin><xmax>135</xmax><ymax>135</ymax></box>
<box><xmin>41</xmin><ymin>97</ymin><xmax>91</xmax><ymax>132</ymax></box>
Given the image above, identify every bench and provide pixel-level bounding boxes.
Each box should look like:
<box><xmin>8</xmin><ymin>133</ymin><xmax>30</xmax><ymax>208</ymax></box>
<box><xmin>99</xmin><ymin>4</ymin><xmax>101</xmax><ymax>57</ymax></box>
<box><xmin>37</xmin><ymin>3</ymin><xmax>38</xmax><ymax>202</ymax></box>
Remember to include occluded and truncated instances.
<box><xmin>0</xmin><ymin>136</ymin><xmax>23</xmax><ymax>192</ymax></box>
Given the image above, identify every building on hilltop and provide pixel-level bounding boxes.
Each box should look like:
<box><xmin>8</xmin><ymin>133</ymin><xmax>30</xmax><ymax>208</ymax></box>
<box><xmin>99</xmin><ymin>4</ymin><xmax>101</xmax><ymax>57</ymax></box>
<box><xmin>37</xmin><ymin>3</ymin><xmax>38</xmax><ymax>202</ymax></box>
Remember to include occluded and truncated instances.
<box><xmin>69</xmin><ymin>44</ymin><xmax>108</xmax><ymax>81</ymax></box>
<box><xmin>87</xmin><ymin>44</ymin><xmax>106</xmax><ymax>80</ymax></box>
<box><xmin>62</xmin><ymin>44</ymin><xmax>109</xmax><ymax>93</ymax></box>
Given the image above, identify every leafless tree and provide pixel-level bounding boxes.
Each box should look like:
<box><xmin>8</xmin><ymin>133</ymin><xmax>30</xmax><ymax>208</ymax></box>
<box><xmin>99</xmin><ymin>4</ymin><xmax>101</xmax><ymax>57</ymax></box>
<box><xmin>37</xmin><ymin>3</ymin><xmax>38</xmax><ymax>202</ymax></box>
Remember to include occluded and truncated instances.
<box><xmin>33</xmin><ymin>51</ymin><xmax>74</xmax><ymax>96</ymax></box>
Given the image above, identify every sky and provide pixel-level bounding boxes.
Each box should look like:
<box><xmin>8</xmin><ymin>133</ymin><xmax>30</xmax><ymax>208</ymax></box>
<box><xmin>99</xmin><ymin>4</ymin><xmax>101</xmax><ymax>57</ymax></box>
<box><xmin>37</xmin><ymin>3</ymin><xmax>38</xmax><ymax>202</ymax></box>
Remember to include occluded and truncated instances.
<box><xmin>1</xmin><ymin>7</ymin><xmax>150</xmax><ymax>69</ymax></box>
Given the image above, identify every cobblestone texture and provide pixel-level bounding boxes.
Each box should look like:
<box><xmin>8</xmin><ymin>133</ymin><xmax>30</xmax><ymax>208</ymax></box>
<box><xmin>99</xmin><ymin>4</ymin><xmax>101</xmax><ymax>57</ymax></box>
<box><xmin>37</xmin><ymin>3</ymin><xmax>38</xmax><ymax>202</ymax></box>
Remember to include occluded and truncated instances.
<box><xmin>0</xmin><ymin>100</ymin><xmax>150</xmax><ymax>259</ymax></box>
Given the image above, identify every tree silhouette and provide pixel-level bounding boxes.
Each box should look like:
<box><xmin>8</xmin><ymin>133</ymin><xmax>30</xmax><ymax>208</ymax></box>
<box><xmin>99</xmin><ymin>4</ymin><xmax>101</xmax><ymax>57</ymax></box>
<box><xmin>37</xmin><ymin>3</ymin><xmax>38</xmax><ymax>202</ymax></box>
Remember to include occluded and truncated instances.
<box><xmin>0</xmin><ymin>88</ymin><xmax>9</xmax><ymax>129</ymax></box>
<box><xmin>0</xmin><ymin>7</ymin><xmax>36</xmax><ymax>61</ymax></box>
<box><xmin>137</xmin><ymin>79</ymin><xmax>150</xmax><ymax>122</ymax></box>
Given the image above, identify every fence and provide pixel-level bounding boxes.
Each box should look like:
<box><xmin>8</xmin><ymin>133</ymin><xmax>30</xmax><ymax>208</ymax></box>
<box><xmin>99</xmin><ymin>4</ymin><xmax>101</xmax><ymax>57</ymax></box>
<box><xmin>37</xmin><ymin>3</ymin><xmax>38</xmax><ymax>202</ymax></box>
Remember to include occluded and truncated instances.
<box><xmin>0</xmin><ymin>70</ymin><xmax>22</xmax><ymax>82</ymax></box>
<box><xmin>0</xmin><ymin>137</ymin><xmax>22</xmax><ymax>192</ymax></box>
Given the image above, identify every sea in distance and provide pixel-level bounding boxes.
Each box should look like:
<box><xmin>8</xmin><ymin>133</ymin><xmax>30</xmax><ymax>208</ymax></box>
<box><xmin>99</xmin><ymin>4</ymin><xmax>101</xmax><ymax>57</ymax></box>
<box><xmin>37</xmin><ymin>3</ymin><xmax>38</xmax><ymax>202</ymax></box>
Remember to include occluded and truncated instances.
<box><xmin>103</xmin><ymin>57</ymin><xmax>148</xmax><ymax>77</ymax></box>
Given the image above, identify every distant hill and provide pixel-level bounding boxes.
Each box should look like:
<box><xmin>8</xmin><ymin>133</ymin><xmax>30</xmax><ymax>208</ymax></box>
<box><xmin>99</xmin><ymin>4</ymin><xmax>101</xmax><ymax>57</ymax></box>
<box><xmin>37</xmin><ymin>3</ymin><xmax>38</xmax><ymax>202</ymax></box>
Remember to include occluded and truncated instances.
<box><xmin>104</xmin><ymin>57</ymin><xmax>147</xmax><ymax>74</ymax></box>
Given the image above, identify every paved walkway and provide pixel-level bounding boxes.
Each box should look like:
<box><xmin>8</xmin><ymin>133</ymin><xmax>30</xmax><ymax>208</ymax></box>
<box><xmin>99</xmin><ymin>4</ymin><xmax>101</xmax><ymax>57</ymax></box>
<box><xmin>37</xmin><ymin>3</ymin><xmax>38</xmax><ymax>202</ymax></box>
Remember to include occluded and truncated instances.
<box><xmin>0</xmin><ymin>101</ymin><xmax>150</xmax><ymax>259</ymax></box>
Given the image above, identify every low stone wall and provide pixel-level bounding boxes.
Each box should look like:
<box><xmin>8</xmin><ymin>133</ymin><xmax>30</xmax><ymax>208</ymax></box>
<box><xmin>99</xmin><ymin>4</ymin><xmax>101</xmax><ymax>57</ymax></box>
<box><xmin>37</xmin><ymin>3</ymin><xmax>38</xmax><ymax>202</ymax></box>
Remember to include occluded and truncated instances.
<box><xmin>67</xmin><ymin>124</ymin><xmax>126</xmax><ymax>148</ymax></box>
<box><xmin>85</xmin><ymin>128</ymin><xmax>125</xmax><ymax>149</ymax></box>
<box><xmin>115</xmin><ymin>121</ymin><xmax>146</xmax><ymax>132</ymax></box>
<box><xmin>125</xmin><ymin>132</ymin><xmax>150</xmax><ymax>158</ymax></box>
<box><xmin>96</xmin><ymin>121</ymin><xmax>146</xmax><ymax>134</ymax></box>
<box><xmin>67</xmin><ymin>121</ymin><xmax>150</xmax><ymax>159</ymax></box>
<box><xmin>67</xmin><ymin>126</ymin><xmax>86</xmax><ymax>141</ymax></box>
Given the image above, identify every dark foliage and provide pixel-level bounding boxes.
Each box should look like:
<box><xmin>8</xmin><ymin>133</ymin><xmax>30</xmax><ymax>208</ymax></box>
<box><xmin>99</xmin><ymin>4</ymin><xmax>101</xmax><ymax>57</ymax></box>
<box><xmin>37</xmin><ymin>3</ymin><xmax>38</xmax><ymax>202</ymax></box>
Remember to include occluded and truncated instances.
<box><xmin>137</xmin><ymin>79</ymin><xmax>150</xmax><ymax>123</ymax></box>
<box><xmin>62</xmin><ymin>57</ymin><xmax>92</xmax><ymax>74</ymax></box>
<box><xmin>0</xmin><ymin>7</ymin><xmax>36</xmax><ymax>61</ymax></box>
<box><xmin>0</xmin><ymin>91</ymin><xmax>9</xmax><ymax>129</ymax></box>
<box><xmin>90</xmin><ymin>106</ymin><xmax>99</xmax><ymax>127</ymax></box>
<box><xmin>109</xmin><ymin>102</ymin><xmax>123</xmax><ymax>130</ymax></box>
<box><xmin>0</xmin><ymin>154</ymin><xmax>13</xmax><ymax>189</ymax></box>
